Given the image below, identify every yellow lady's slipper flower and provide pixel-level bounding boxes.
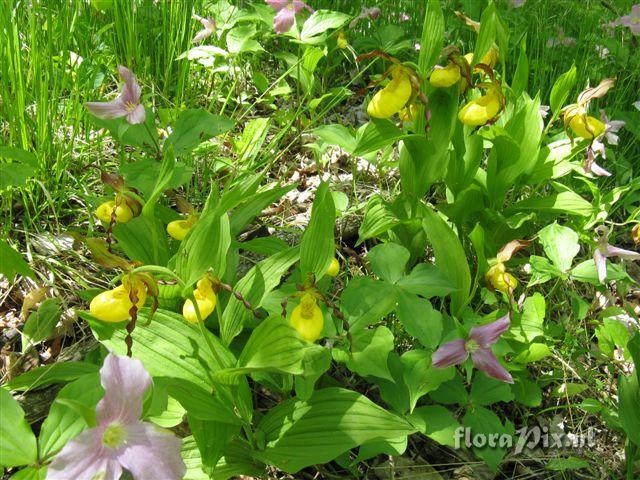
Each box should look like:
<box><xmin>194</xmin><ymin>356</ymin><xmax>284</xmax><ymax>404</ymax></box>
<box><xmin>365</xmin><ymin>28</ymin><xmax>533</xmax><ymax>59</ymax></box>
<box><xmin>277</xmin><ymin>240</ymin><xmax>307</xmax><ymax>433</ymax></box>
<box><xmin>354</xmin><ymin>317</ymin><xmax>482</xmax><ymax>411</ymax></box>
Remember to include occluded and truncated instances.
<box><xmin>632</xmin><ymin>225</ymin><xmax>640</xmax><ymax>246</ymax></box>
<box><xmin>326</xmin><ymin>258</ymin><xmax>340</xmax><ymax>277</ymax></box>
<box><xmin>367</xmin><ymin>65</ymin><xmax>412</xmax><ymax>119</ymax></box>
<box><xmin>570</xmin><ymin>115</ymin><xmax>606</xmax><ymax>138</ymax></box>
<box><xmin>458</xmin><ymin>88</ymin><xmax>502</xmax><ymax>126</ymax></box>
<box><xmin>290</xmin><ymin>293</ymin><xmax>324</xmax><ymax>342</ymax></box>
<box><xmin>95</xmin><ymin>200</ymin><xmax>134</xmax><ymax>224</ymax></box>
<box><xmin>182</xmin><ymin>277</ymin><xmax>217</xmax><ymax>323</ymax></box>
<box><xmin>480</xmin><ymin>46</ymin><xmax>499</xmax><ymax>68</ymax></box>
<box><xmin>337</xmin><ymin>31</ymin><xmax>348</xmax><ymax>49</ymax></box>
<box><xmin>167</xmin><ymin>220</ymin><xmax>192</xmax><ymax>241</ymax></box>
<box><xmin>90</xmin><ymin>280</ymin><xmax>147</xmax><ymax>323</ymax></box>
<box><xmin>485</xmin><ymin>263</ymin><xmax>518</xmax><ymax>294</ymax></box>
<box><xmin>429</xmin><ymin>62</ymin><xmax>461</xmax><ymax>88</ymax></box>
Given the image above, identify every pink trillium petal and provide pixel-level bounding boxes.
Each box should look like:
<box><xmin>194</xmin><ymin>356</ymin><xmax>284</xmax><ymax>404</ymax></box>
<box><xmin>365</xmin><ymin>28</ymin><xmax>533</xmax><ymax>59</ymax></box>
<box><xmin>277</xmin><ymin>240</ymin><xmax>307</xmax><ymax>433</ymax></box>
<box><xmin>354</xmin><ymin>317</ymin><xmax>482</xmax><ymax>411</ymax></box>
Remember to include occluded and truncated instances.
<box><xmin>605</xmin><ymin>245</ymin><xmax>640</xmax><ymax>260</ymax></box>
<box><xmin>366</xmin><ymin>7</ymin><xmax>381</xmax><ymax>20</ymax></box>
<box><xmin>432</xmin><ymin>339</ymin><xmax>469</xmax><ymax>368</ymax></box>
<box><xmin>293</xmin><ymin>0</ymin><xmax>313</xmax><ymax>13</ymax></box>
<box><xmin>118</xmin><ymin>66</ymin><xmax>141</xmax><ymax>105</ymax></box>
<box><xmin>469</xmin><ymin>313</ymin><xmax>510</xmax><ymax>348</ymax></box>
<box><xmin>85</xmin><ymin>99</ymin><xmax>128</xmax><ymax>119</ymax></box>
<box><xmin>97</xmin><ymin>353</ymin><xmax>151</xmax><ymax>426</ymax></box>
<box><xmin>266</xmin><ymin>0</ymin><xmax>290</xmax><ymax>10</ymax></box>
<box><xmin>471</xmin><ymin>348</ymin><xmax>514</xmax><ymax>384</ymax></box>
<box><xmin>116</xmin><ymin>423</ymin><xmax>186</xmax><ymax>480</ymax></box>
<box><xmin>192</xmin><ymin>28</ymin><xmax>213</xmax><ymax>43</ymax></box>
<box><xmin>46</xmin><ymin>428</ymin><xmax>122</xmax><ymax>480</ymax></box>
<box><xmin>126</xmin><ymin>104</ymin><xmax>146</xmax><ymax>125</ymax></box>
<box><xmin>594</xmin><ymin>248</ymin><xmax>607</xmax><ymax>283</ymax></box>
<box><xmin>273</xmin><ymin>8</ymin><xmax>295</xmax><ymax>33</ymax></box>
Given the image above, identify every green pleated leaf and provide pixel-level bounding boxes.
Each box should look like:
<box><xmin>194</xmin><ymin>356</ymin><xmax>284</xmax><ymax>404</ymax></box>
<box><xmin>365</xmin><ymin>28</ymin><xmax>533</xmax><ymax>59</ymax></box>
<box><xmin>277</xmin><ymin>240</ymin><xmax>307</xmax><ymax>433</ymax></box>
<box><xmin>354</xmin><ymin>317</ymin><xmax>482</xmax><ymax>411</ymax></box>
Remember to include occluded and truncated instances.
<box><xmin>299</xmin><ymin>182</ymin><xmax>335</xmax><ymax>280</ymax></box>
<box><xmin>175</xmin><ymin>210</ymin><xmax>231</xmax><ymax>286</ymax></box>
<box><xmin>97</xmin><ymin>308</ymin><xmax>236</xmax><ymax>387</ymax></box>
<box><xmin>353</xmin><ymin>119</ymin><xmax>418</xmax><ymax>156</ymax></box>
<box><xmin>254</xmin><ymin>388</ymin><xmax>416</xmax><ymax>473</ymax></box>
<box><xmin>5</xmin><ymin>362</ymin><xmax>99</xmax><ymax>392</ymax></box>
<box><xmin>422</xmin><ymin>208</ymin><xmax>471</xmax><ymax>316</ymax></box>
<box><xmin>0</xmin><ymin>388</ymin><xmax>37</xmax><ymax>467</ymax></box>
<box><xmin>220</xmin><ymin>247</ymin><xmax>299</xmax><ymax>345</ymax></box>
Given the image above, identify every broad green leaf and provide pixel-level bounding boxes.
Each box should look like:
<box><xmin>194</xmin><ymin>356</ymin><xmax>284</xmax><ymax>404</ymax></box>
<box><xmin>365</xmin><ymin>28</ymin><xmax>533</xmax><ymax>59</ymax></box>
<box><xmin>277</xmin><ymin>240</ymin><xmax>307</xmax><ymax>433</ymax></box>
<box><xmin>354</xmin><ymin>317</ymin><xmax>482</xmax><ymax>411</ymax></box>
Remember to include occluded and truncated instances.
<box><xmin>299</xmin><ymin>182</ymin><xmax>335</xmax><ymax>280</ymax></box>
<box><xmin>230</xmin><ymin>184</ymin><xmax>296</xmax><ymax>236</ymax></box>
<box><xmin>396</xmin><ymin>292</ymin><xmax>443</xmax><ymax>350</ymax></box>
<box><xmin>0</xmin><ymin>240</ymin><xmax>34</xmax><ymax>281</ymax></box>
<box><xmin>570</xmin><ymin>259</ymin><xmax>629</xmax><ymax>284</ymax></box>
<box><xmin>226</xmin><ymin>24</ymin><xmax>263</xmax><ymax>54</ymax></box>
<box><xmin>147</xmin><ymin>396</ymin><xmax>185</xmax><ymax>428</ymax></box>
<box><xmin>470</xmin><ymin>373</ymin><xmax>515</xmax><ymax>406</ymax></box>
<box><xmin>617</xmin><ymin>372</ymin><xmax>640</xmax><ymax>447</ymax></box>
<box><xmin>121</xmin><ymin>158</ymin><xmax>192</xmax><ymax>200</ymax></box>
<box><xmin>401</xmin><ymin>349</ymin><xmax>454</xmax><ymax>412</ymax></box>
<box><xmin>112</xmin><ymin>215</ymin><xmax>169</xmax><ymax>266</ymax></box>
<box><xmin>295</xmin><ymin>345</ymin><xmax>331</xmax><ymax>401</ymax></box>
<box><xmin>22</xmin><ymin>298</ymin><xmax>61</xmax><ymax>345</ymax></box>
<box><xmin>367</xmin><ymin>243</ymin><xmax>409</xmax><ymax>283</ymax></box>
<box><xmin>396</xmin><ymin>263</ymin><xmax>457</xmax><ymax>299</ymax></box>
<box><xmin>537</xmin><ymin>223</ymin><xmax>579</xmax><ymax>272</ymax></box>
<box><xmin>411</xmin><ymin>405</ymin><xmax>461</xmax><ymax>447</ymax></box>
<box><xmin>507</xmin><ymin>190</ymin><xmax>595</xmax><ymax>217</ymax></box>
<box><xmin>5</xmin><ymin>362</ymin><xmax>99</xmax><ymax>392</ymax></box>
<box><xmin>220</xmin><ymin>247</ymin><xmax>299</xmax><ymax>345</ymax></box>
<box><xmin>422</xmin><ymin>208</ymin><xmax>471</xmax><ymax>315</ymax></box>
<box><xmin>518</xmin><ymin>293</ymin><xmax>546</xmax><ymax>342</ymax></box>
<box><xmin>98</xmin><ymin>308</ymin><xmax>236</xmax><ymax>386</ymax></box>
<box><xmin>513</xmin><ymin>343</ymin><xmax>552</xmax><ymax>363</ymax></box>
<box><xmin>166</xmin><ymin>379</ymin><xmax>242</xmax><ymax>425</ymax></box>
<box><xmin>300</xmin><ymin>10</ymin><xmax>350</xmax><ymax>42</ymax></box>
<box><xmin>0</xmin><ymin>388</ymin><xmax>37</xmax><ymax>467</ymax></box>
<box><xmin>254</xmin><ymin>388</ymin><xmax>415</xmax><ymax>473</ymax></box>
<box><xmin>165</xmin><ymin>109</ymin><xmax>234</xmax><ymax>155</ymax></box>
<box><xmin>354</xmin><ymin>436</ymin><xmax>407</xmax><ymax>463</ymax></box>
<box><xmin>312</xmin><ymin>124</ymin><xmax>356</xmax><ymax>153</ymax></box>
<box><xmin>88</xmin><ymin>106</ymin><xmax>157</xmax><ymax>148</ymax></box>
<box><xmin>528</xmin><ymin>255</ymin><xmax>562</xmax><ymax>286</ymax></box>
<box><xmin>340</xmin><ymin>276</ymin><xmax>399</xmax><ymax>331</ymax></box>
<box><xmin>237</xmin><ymin>316</ymin><xmax>308</xmax><ymax>375</ymax></box>
<box><xmin>511</xmin><ymin>37</ymin><xmax>528</xmax><ymax>96</ymax></box>
<box><xmin>9</xmin><ymin>466</ymin><xmax>47</xmax><ymax>480</ymax></box>
<box><xmin>463</xmin><ymin>406</ymin><xmax>512</xmax><ymax>471</ymax></box>
<box><xmin>357</xmin><ymin>195</ymin><xmax>399</xmax><ymax>243</ymax></box>
<box><xmin>353</xmin><ymin>119</ymin><xmax>418</xmax><ymax>156</ymax></box>
<box><xmin>511</xmin><ymin>374</ymin><xmax>542</xmax><ymax>407</ymax></box>
<box><xmin>549</xmin><ymin>64</ymin><xmax>577</xmax><ymax>116</ymax></box>
<box><xmin>333</xmin><ymin>326</ymin><xmax>394</xmax><ymax>380</ymax></box>
<box><xmin>38</xmin><ymin>373</ymin><xmax>103</xmax><ymax>457</ymax></box>
<box><xmin>0</xmin><ymin>163</ymin><xmax>36</xmax><ymax>190</ymax></box>
<box><xmin>188</xmin><ymin>415</ymin><xmax>239</xmax><ymax>472</ymax></box>
<box><xmin>235</xmin><ymin>117</ymin><xmax>271</xmax><ymax>163</ymax></box>
<box><xmin>550</xmin><ymin>382</ymin><xmax>589</xmax><ymax>397</ymax></box>
<box><xmin>176</xmin><ymin>210</ymin><xmax>231</xmax><ymax>286</ymax></box>
<box><xmin>429</xmin><ymin>374</ymin><xmax>468</xmax><ymax>405</ymax></box>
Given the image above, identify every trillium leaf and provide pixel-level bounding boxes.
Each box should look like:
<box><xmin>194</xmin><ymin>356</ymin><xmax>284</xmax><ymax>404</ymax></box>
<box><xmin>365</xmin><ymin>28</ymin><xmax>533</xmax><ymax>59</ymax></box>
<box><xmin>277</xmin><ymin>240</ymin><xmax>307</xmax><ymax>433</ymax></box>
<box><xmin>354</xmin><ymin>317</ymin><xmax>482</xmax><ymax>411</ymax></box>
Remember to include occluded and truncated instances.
<box><xmin>0</xmin><ymin>388</ymin><xmax>38</xmax><ymax>467</ymax></box>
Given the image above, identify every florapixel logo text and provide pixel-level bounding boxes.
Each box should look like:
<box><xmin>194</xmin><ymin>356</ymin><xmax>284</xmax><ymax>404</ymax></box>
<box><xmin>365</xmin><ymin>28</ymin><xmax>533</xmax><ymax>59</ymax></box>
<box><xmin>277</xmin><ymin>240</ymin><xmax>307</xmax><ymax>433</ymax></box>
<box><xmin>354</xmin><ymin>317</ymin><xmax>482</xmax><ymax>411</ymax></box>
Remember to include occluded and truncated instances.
<box><xmin>454</xmin><ymin>426</ymin><xmax>597</xmax><ymax>454</ymax></box>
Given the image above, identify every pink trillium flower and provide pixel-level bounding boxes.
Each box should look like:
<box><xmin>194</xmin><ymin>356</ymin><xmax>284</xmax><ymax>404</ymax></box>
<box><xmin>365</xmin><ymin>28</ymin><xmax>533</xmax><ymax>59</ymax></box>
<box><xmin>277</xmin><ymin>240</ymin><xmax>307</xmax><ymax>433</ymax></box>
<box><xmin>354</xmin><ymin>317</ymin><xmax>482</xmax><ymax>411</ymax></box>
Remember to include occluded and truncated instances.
<box><xmin>86</xmin><ymin>66</ymin><xmax>146</xmax><ymax>125</ymax></box>
<box><xmin>546</xmin><ymin>28</ymin><xmax>576</xmax><ymax>48</ymax></box>
<box><xmin>192</xmin><ymin>15</ymin><xmax>216</xmax><ymax>44</ymax></box>
<box><xmin>609</xmin><ymin>4</ymin><xmax>640</xmax><ymax>35</ymax></box>
<box><xmin>432</xmin><ymin>314</ymin><xmax>513</xmax><ymax>383</ymax></box>
<box><xmin>47</xmin><ymin>353</ymin><xmax>185</xmax><ymax>480</ymax></box>
<box><xmin>266</xmin><ymin>0</ymin><xmax>313</xmax><ymax>34</ymax></box>
<box><xmin>593</xmin><ymin>230</ymin><xmax>640</xmax><ymax>283</ymax></box>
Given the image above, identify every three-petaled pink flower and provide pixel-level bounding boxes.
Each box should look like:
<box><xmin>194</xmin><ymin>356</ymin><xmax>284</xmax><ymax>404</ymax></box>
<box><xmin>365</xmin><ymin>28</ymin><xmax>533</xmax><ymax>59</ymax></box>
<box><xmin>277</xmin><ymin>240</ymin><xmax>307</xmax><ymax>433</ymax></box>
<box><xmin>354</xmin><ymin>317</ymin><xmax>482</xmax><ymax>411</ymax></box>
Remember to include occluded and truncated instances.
<box><xmin>86</xmin><ymin>66</ymin><xmax>146</xmax><ymax>125</ymax></box>
<box><xmin>266</xmin><ymin>0</ymin><xmax>313</xmax><ymax>34</ymax></box>
<box><xmin>47</xmin><ymin>353</ymin><xmax>185</xmax><ymax>480</ymax></box>
<box><xmin>609</xmin><ymin>4</ymin><xmax>640</xmax><ymax>35</ymax></box>
<box><xmin>593</xmin><ymin>230</ymin><xmax>640</xmax><ymax>283</ymax></box>
<box><xmin>432</xmin><ymin>314</ymin><xmax>513</xmax><ymax>383</ymax></box>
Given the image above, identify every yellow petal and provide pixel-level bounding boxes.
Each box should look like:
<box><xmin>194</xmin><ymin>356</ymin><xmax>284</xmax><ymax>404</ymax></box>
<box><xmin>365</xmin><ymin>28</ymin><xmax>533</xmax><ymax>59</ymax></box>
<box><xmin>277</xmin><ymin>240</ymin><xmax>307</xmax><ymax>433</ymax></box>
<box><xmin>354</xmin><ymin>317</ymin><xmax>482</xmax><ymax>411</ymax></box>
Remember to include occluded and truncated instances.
<box><xmin>167</xmin><ymin>220</ymin><xmax>191</xmax><ymax>241</ymax></box>
<box><xmin>429</xmin><ymin>62</ymin><xmax>461</xmax><ymax>88</ymax></box>
<box><xmin>290</xmin><ymin>294</ymin><xmax>324</xmax><ymax>342</ymax></box>
<box><xmin>326</xmin><ymin>258</ymin><xmax>340</xmax><ymax>277</ymax></box>
<box><xmin>95</xmin><ymin>200</ymin><xmax>134</xmax><ymax>224</ymax></box>
<box><xmin>367</xmin><ymin>67</ymin><xmax>412</xmax><ymax>119</ymax></box>
<box><xmin>458</xmin><ymin>91</ymin><xmax>501</xmax><ymax>126</ymax></box>
<box><xmin>182</xmin><ymin>278</ymin><xmax>217</xmax><ymax>323</ymax></box>
<box><xmin>568</xmin><ymin>115</ymin><xmax>605</xmax><ymax>139</ymax></box>
<box><xmin>89</xmin><ymin>284</ymin><xmax>146</xmax><ymax>322</ymax></box>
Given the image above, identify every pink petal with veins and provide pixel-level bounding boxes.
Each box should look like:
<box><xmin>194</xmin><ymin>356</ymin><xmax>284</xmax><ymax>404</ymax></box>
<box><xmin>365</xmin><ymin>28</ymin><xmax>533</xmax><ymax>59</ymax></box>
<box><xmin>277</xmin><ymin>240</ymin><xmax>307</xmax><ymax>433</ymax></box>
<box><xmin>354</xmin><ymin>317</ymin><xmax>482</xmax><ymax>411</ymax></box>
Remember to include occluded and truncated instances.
<box><xmin>273</xmin><ymin>8</ymin><xmax>296</xmax><ymax>33</ymax></box>
<box><xmin>469</xmin><ymin>314</ymin><xmax>510</xmax><ymax>348</ymax></box>
<box><xmin>471</xmin><ymin>348</ymin><xmax>513</xmax><ymax>383</ymax></box>
<box><xmin>594</xmin><ymin>248</ymin><xmax>608</xmax><ymax>283</ymax></box>
<box><xmin>432</xmin><ymin>339</ymin><xmax>468</xmax><ymax>368</ymax></box>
